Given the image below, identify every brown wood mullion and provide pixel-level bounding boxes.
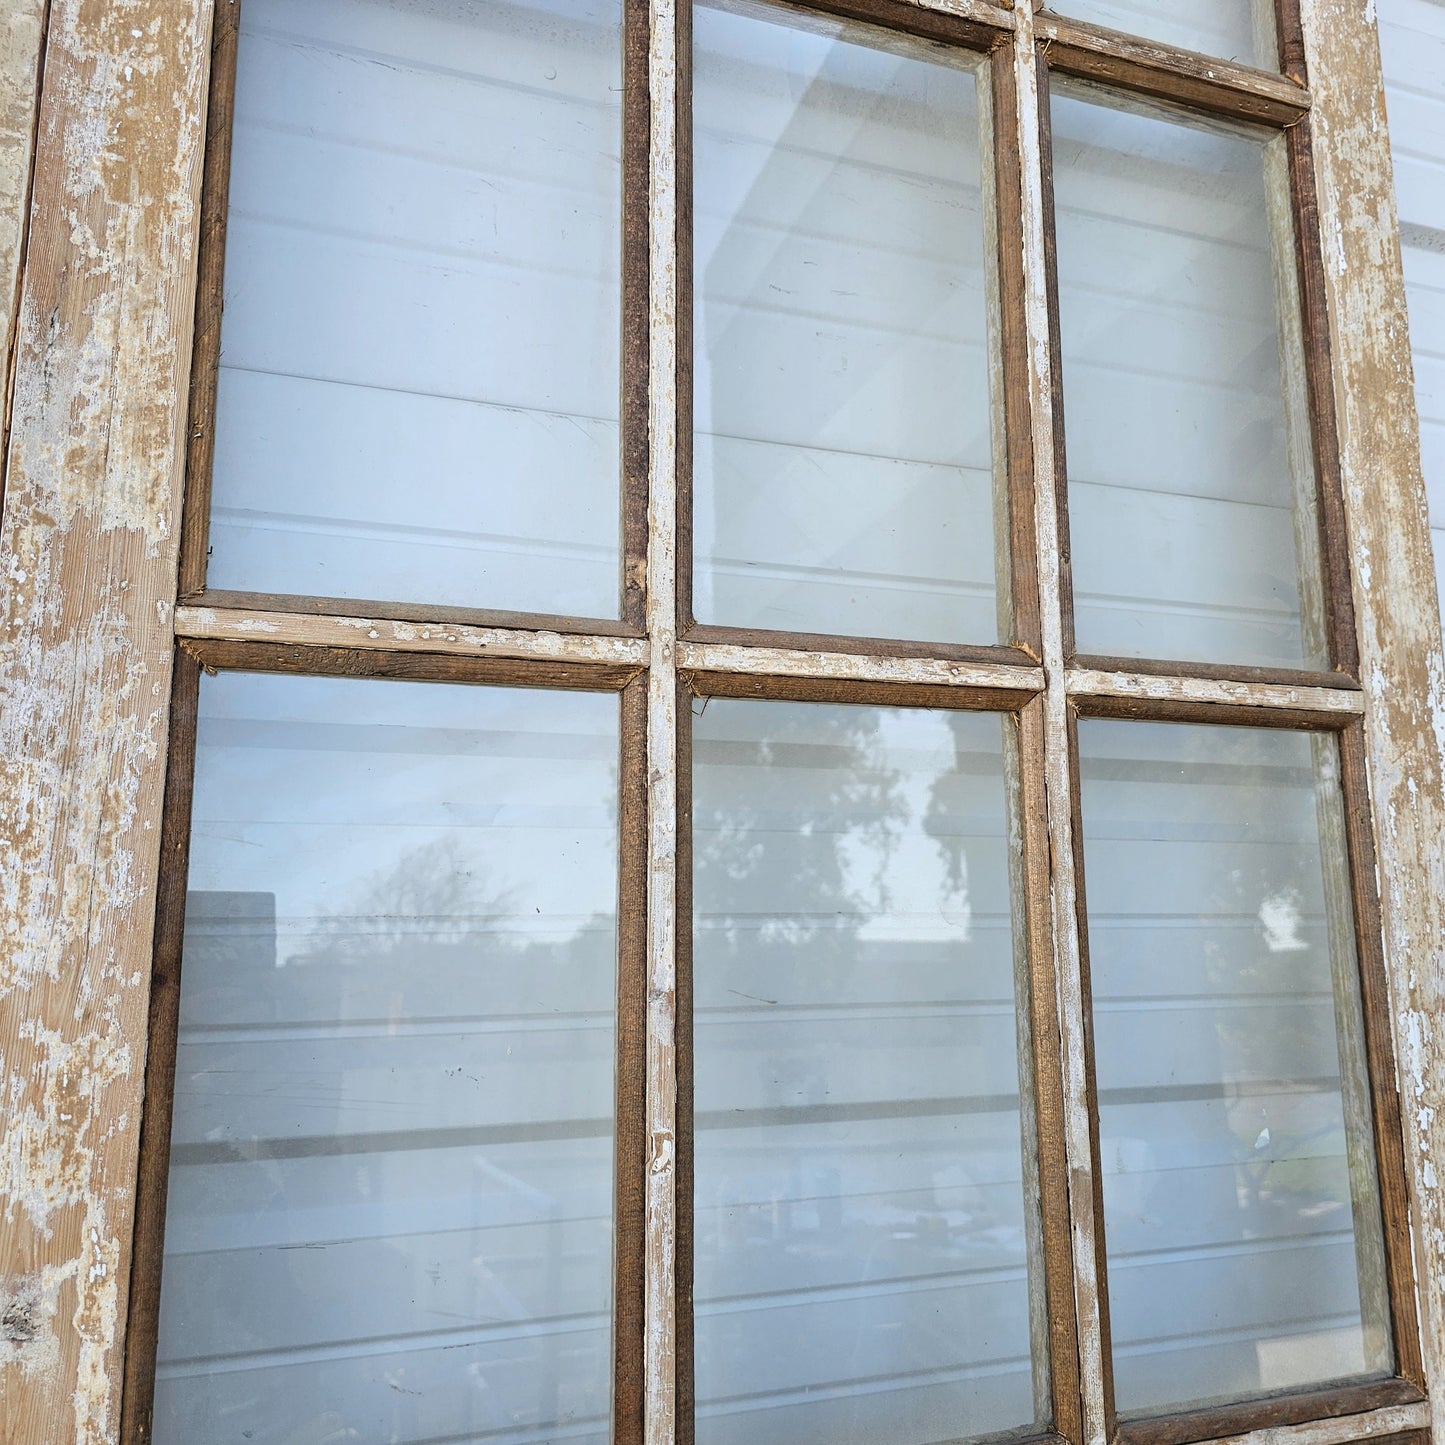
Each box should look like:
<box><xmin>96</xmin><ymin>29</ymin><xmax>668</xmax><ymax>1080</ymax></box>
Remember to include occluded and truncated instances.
<box><xmin>1032</xmin><ymin>12</ymin><xmax>1310</xmax><ymax>128</ymax></box>
<box><xmin>1017</xmin><ymin>698</ymin><xmax>1085</xmax><ymax>1443</ymax></box>
<box><xmin>1034</xmin><ymin>48</ymin><xmax>1075</xmax><ymax>664</ymax></box>
<box><xmin>1118</xmin><ymin>1375</ymin><xmax>1428</xmax><ymax>1445</ymax></box>
<box><xmin>178</xmin><ymin>636</ymin><xmax>644</xmax><ymax>691</ymax></box>
<box><xmin>622</xmin><ymin>0</ymin><xmax>653</xmax><ymax>632</ymax></box>
<box><xmin>681</xmin><ymin>620</ymin><xmax>1041</xmax><ymax>668</ymax></box>
<box><xmin>682</xmin><ymin>666</ymin><xmax>1040</xmax><ymax>711</ymax></box>
<box><xmin>118</xmin><ymin>648</ymin><xmax>204</xmax><ymax>1445</ymax></box>
<box><xmin>674</xmin><ymin>680</ymin><xmax>697</xmax><ymax>1445</ymax></box>
<box><xmin>615</xmin><ymin>678</ymin><xmax>651</xmax><ymax>1445</ymax></box>
<box><xmin>990</xmin><ymin>43</ymin><xmax>1044</xmax><ymax>661</ymax></box>
<box><xmin>1338</xmin><ymin>723</ymin><xmax>1427</xmax><ymax>1391</ymax></box>
<box><xmin>176</xmin><ymin>0</ymin><xmax>241</xmax><ymax>600</ymax></box>
<box><xmin>1063</xmin><ymin>701</ymin><xmax>1118</xmax><ymax>1439</ymax></box>
<box><xmin>1285</xmin><ymin>113</ymin><xmax>1361</xmax><ymax>679</ymax></box>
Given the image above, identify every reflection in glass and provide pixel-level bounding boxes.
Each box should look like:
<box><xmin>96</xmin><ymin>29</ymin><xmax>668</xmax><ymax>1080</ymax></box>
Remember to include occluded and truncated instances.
<box><xmin>1047</xmin><ymin>1</ymin><xmax>1277</xmax><ymax>70</ymax></box>
<box><xmin>693</xmin><ymin>3</ymin><xmax>1003</xmax><ymax>645</ymax></box>
<box><xmin>152</xmin><ymin>675</ymin><xmax>618</xmax><ymax>1445</ymax></box>
<box><xmin>1077</xmin><ymin>721</ymin><xmax>1392</xmax><ymax>1415</ymax></box>
<box><xmin>693</xmin><ymin>701</ymin><xmax>1042</xmax><ymax>1445</ymax></box>
<box><xmin>207</xmin><ymin>0</ymin><xmax>622</xmax><ymax>616</ymax></box>
<box><xmin>1052</xmin><ymin>88</ymin><xmax>1322</xmax><ymax>667</ymax></box>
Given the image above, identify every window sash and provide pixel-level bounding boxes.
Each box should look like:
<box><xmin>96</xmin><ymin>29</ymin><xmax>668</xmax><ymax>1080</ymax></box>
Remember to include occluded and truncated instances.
<box><xmin>110</xmin><ymin>3</ymin><xmax>1430</xmax><ymax>1445</ymax></box>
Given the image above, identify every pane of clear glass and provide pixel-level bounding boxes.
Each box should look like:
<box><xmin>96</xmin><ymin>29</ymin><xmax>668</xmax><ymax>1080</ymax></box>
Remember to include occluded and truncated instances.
<box><xmin>1047</xmin><ymin>0</ymin><xmax>1278</xmax><ymax>70</ymax></box>
<box><xmin>693</xmin><ymin>701</ymin><xmax>1043</xmax><ymax>1444</ymax></box>
<box><xmin>1052</xmin><ymin>87</ymin><xmax>1323</xmax><ymax>668</ymax></box>
<box><xmin>1077</xmin><ymin>720</ymin><xmax>1393</xmax><ymax>1416</ymax></box>
<box><xmin>153</xmin><ymin>675</ymin><xmax>619</xmax><ymax>1445</ymax></box>
<box><xmin>693</xmin><ymin>3</ymin><xmax>1003</xmax><ymax>645</ymax></box>
<box><xmin>207</xmin><ymin>0</ymin><xmax>622</xmax><ymax>617</ymax></box>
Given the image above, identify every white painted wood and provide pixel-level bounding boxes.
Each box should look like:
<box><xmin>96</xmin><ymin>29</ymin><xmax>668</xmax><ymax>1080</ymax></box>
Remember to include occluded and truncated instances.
<box><xmin>174</xmin><ymin>602</ymin><xmax>649</xmax><ymax>667</ymax></box>
<box><xmin>1066</xmin><ymin>667</ymin><xmax>1364</xmax><ymax>713</ymax></box>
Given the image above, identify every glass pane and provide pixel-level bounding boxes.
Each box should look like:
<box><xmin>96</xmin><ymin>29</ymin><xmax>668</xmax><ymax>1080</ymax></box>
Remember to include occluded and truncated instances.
<box><xmin>153</xmin><ymin>675</ymin><xmax>619</xmax><ymax>1445</ymax></box>
<box><xmin>1052</xmin><ymin>88</ymin><xmax>1322</xmax><ymax>668</ymax></box>
<box><xmin>693</xmin><ymin>701</ymin><xmax>1043</xmax><ymax>1444</ymax></box>
<box><xmin>1047</xmin><ymin>0</ymin><xmax>1278</xmax><ymax>70</ymax></box>
<box><xmin>207</xmin><ymin>0</ymin><xmax>622</xmax><ymax>617</ymax></box>
<box><xmin>693</xmin><ymin>3</ymin><xmax>1003</xmax><ymax>645</ymax></box>
<box><xmin>1077</xmin><ymin>720</ymin><xmax>1393</xmax><ymax>1415</ymax></box>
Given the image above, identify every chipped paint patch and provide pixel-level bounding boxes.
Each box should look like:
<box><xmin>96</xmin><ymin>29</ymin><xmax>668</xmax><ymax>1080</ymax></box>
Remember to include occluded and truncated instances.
<box><xmin>1302</xmin><ymin>0</ymin><xmax>1445</xmax><ymax>1427</ymax></box>
<box><xmin>0</xmin><ymin>0</ymin><xmax>212</xmax><ymax>1439</ymax></box>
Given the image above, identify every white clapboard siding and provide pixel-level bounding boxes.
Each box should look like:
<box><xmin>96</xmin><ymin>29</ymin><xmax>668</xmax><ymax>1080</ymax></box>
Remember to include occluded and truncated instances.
<box><xmin>152</xmin><ymin>677</ymin><xmax>620</xmax><ymax>1445</ymax></box>
<box><xmin>692</xmin><ymin>4</ymin><xmax>1003</xmax><ymax>646</ymax></box>
<box><xmin>1380</xmin><ymin>0</ymin><xmax>1445</xmax><ymax>642</ymax></box>
<box><xmin>1077</xmin><ymin>721</ymin><xmax>1383</xmax><ymax>1415</ymax></box>
<box><xmin>206</xmin><ymin>0</ymin><xmax>623</xmax><ymax>617</ymax></box>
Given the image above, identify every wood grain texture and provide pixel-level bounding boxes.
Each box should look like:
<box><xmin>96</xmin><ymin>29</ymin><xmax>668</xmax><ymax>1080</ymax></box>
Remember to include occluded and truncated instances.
<box><xmin>1298</xmin><ymin>0</ymin><xmax>1445</xmax><ymax>1431</ymax></box>
<box><xmin>175</xmin><ymin>601</ymin><xmax>649</xmax><ymax>668</ymax></box>
<box><xmin>1338</xmin><ymin>723</ymin><xmax>1427</xmax><ymax>1391</ymax></box>
<box><xmin>1066</xmin><ymin>667</ymin><xmax>1365</xmax><ymax>716</ymax></box>
<box><xmin>1119</xmin><ymin>1377</ymin><xmax>1428</xmax><ymax>1445</ymax></box>
<box><xmin>1010</xmin><ymin>10</ymin><xmax>1111</xmax><ymax>1445</ymax></box>
<box><xmin>175</xmin><ymin>0</ymin><xmax>237</xmax><ymax>599</ymax></box>
<box><xmin>0</xmin><ymin>2</ymin><xmax>213</xmax><ymax>1440</ymax></box>
<box><xmin>616</xmin><ymin>677</ymin><xmax>650</xmax><ymax>1445</ymax></box>
<box><xmin>679</xmin><ymin>636</ymin><xmax>1043</xmax><ymax>692</ymax></box>
<box><xmin>643</xmin><ymin>0</ymin><xmax>682</xmax><ymax>1438</ymax></box>
<box><xmin>1015</xmin><ymin>698</ymin><xmax>1083</xmax><ymax>1442</ymax></box>
<box><xmin>990</xmin><ymin>45</ymin><xmax>1044</xmax><ymax>659</ymax></box>
<box><xmin>117</xmin><ymin>650</ymin><xmax>201</xmax><ymax>1445</ymax></box>
<box><xmin>1034</xmin><ymin>11</ymin><xmax>1311</xmax><ymax>127</ymax></box>
<box><xmin>178</xmin><ymin>636</ymin><xmax>641</xmax><ymax>691</ymax></box>
<box><xmin>0</xmin><ymin>0</ymin><xmax>45</xmax><ymax>497</ymax></box>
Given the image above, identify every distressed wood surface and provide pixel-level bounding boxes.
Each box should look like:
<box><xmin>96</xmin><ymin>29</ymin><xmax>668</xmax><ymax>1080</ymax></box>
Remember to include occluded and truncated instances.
<box><xmin>678</xmin><ymin>638</ymin><xmax>1043</xmax><ymax>692</ymax></box>
<box><xmin>0</xmin><ymin>0</ymin><xmax>45</xmax><ymax>482</ymax></box>
<box><xmin>1034</xmin><ymin>12</ymin><xmax>1310</xmax><ymax>125</ymax></box>
<box><xmin>643</xmin><ymin>0</ymin><xmax>681</xmax><ymax>1438</ymax></box>
<box><xmin>1011</xmin><ymin>5</ymin><xmax>1111</xmax><ymax>1442</ymax></box>
<box><xmin>1299</xmin><ymin>0</ymin><xmax>1445</xmax><ymax>1430</ymax></box>
<box><xmin>1184</xmin><ymin>1401</ymin><xmax>1433</xmax><ymax>1445</ymax></box>
<box><xmin>1065</xmin><ymin>667</ymin><xmax>1365</xmax><ymax>714</ymax></box>
<box><xmin>174</xmin><ymin>602</ymin><xmax>650</xmax><ymax>668</ymax></box>
<box><xmin>0</xmin><ymin>2</ymin><xmax>212</xmax><ymax>1442</ymax></box>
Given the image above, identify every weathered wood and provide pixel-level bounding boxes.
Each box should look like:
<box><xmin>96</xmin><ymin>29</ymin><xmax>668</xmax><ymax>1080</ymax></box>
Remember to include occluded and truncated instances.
<box><xmin>175</xmin><ymin>0</ymin><xmax>237</xmax><ymax>599</ymax></box>
<box><xmin>1298</xmin><ymin>0</ymin><xmax>1445</xmax><ymax>1429</ymax></box>
<box><xmin>726</xmin><ymin>0</ymin><xmax>1009</xmax><ymax>54</ymax></box>
<box><xmin>0</xmin><ymin>3</ymin><xmax>213</xmax><ymax>1441</ymax></box>
<box><xmin>178</xmin><ymin>636</ymin><xmax>641</xmax><ymax>692</ymax></box>
<box><xmin>682</xmin><ymin>620</ymin><xmax>1039</xmax><ymax>667</ymax></box>
<box><xmin>184</xmin><ymin>586</ymin><xmax>644</xmax><ymax>636</ymax></box>
<box><xmin>643</xmin><ymin>0</ymin><xmax>681</xmax><ymax>1439</ymax></box>
<box><xmin>679</xmin><ymin>637</ymin><xmax>1043</xmax><ymax>692</ymax></box>
<box><xmin>1014</xmin><ymin>699</ymin><xmax>1083</xmax><ymax>1441</ymax></box>
<box><xmin>1140</xmin><ymin>1405</ymin><xmax>1432</xmax><ymax>1445</ymax></box>
<box><xmin>623</xmin><ymin>0</ymin><xmax>651</xmax><ymax>633</ymax></box>
<box><xmin>1066</xmin><ymin>667</ymin><xmax>1365</xmax><ymax>716</ymax></box>
<box><xmin>989</xmin><ymin>44</ymin><xmax>1044</xmax><ymax>659</ymax></box>
<box><xmin>1120</xmin><ymin>1378</ymin><xmax>1429</xmax><ymax>1445</ymax></box>
<box><xmin>0</xmin><ymin>0</ymin><xmax>45</xmax><ymax>494</ymax></box>
<box><xmin>174</xmin><ymin>601</ymin><xmax>650</xmax><ymax>668</ymax></box>
<box><xmin>1337</xmin><ymin>723</ymin><xmax>1427</xmax><ymax>1390</ymax></box>
<box><xmin>1010</xmin><ymin>8</ymin><xmax>1111</xmax><ymax>1443</ymax></box>
<box><xmin>1034</xmin><ymin>12</ymin><xmax>1311</xmax><ymax>127</ymax></box>
<box><xmin>117</xmin><ymin>650</ymin><xmax>201</xmax><ymax>1445</ymax></box>
<box><xmin>616</xmin><ymin>677</ymin><xmax>650</xmax><ymax>1445</ymax></box>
